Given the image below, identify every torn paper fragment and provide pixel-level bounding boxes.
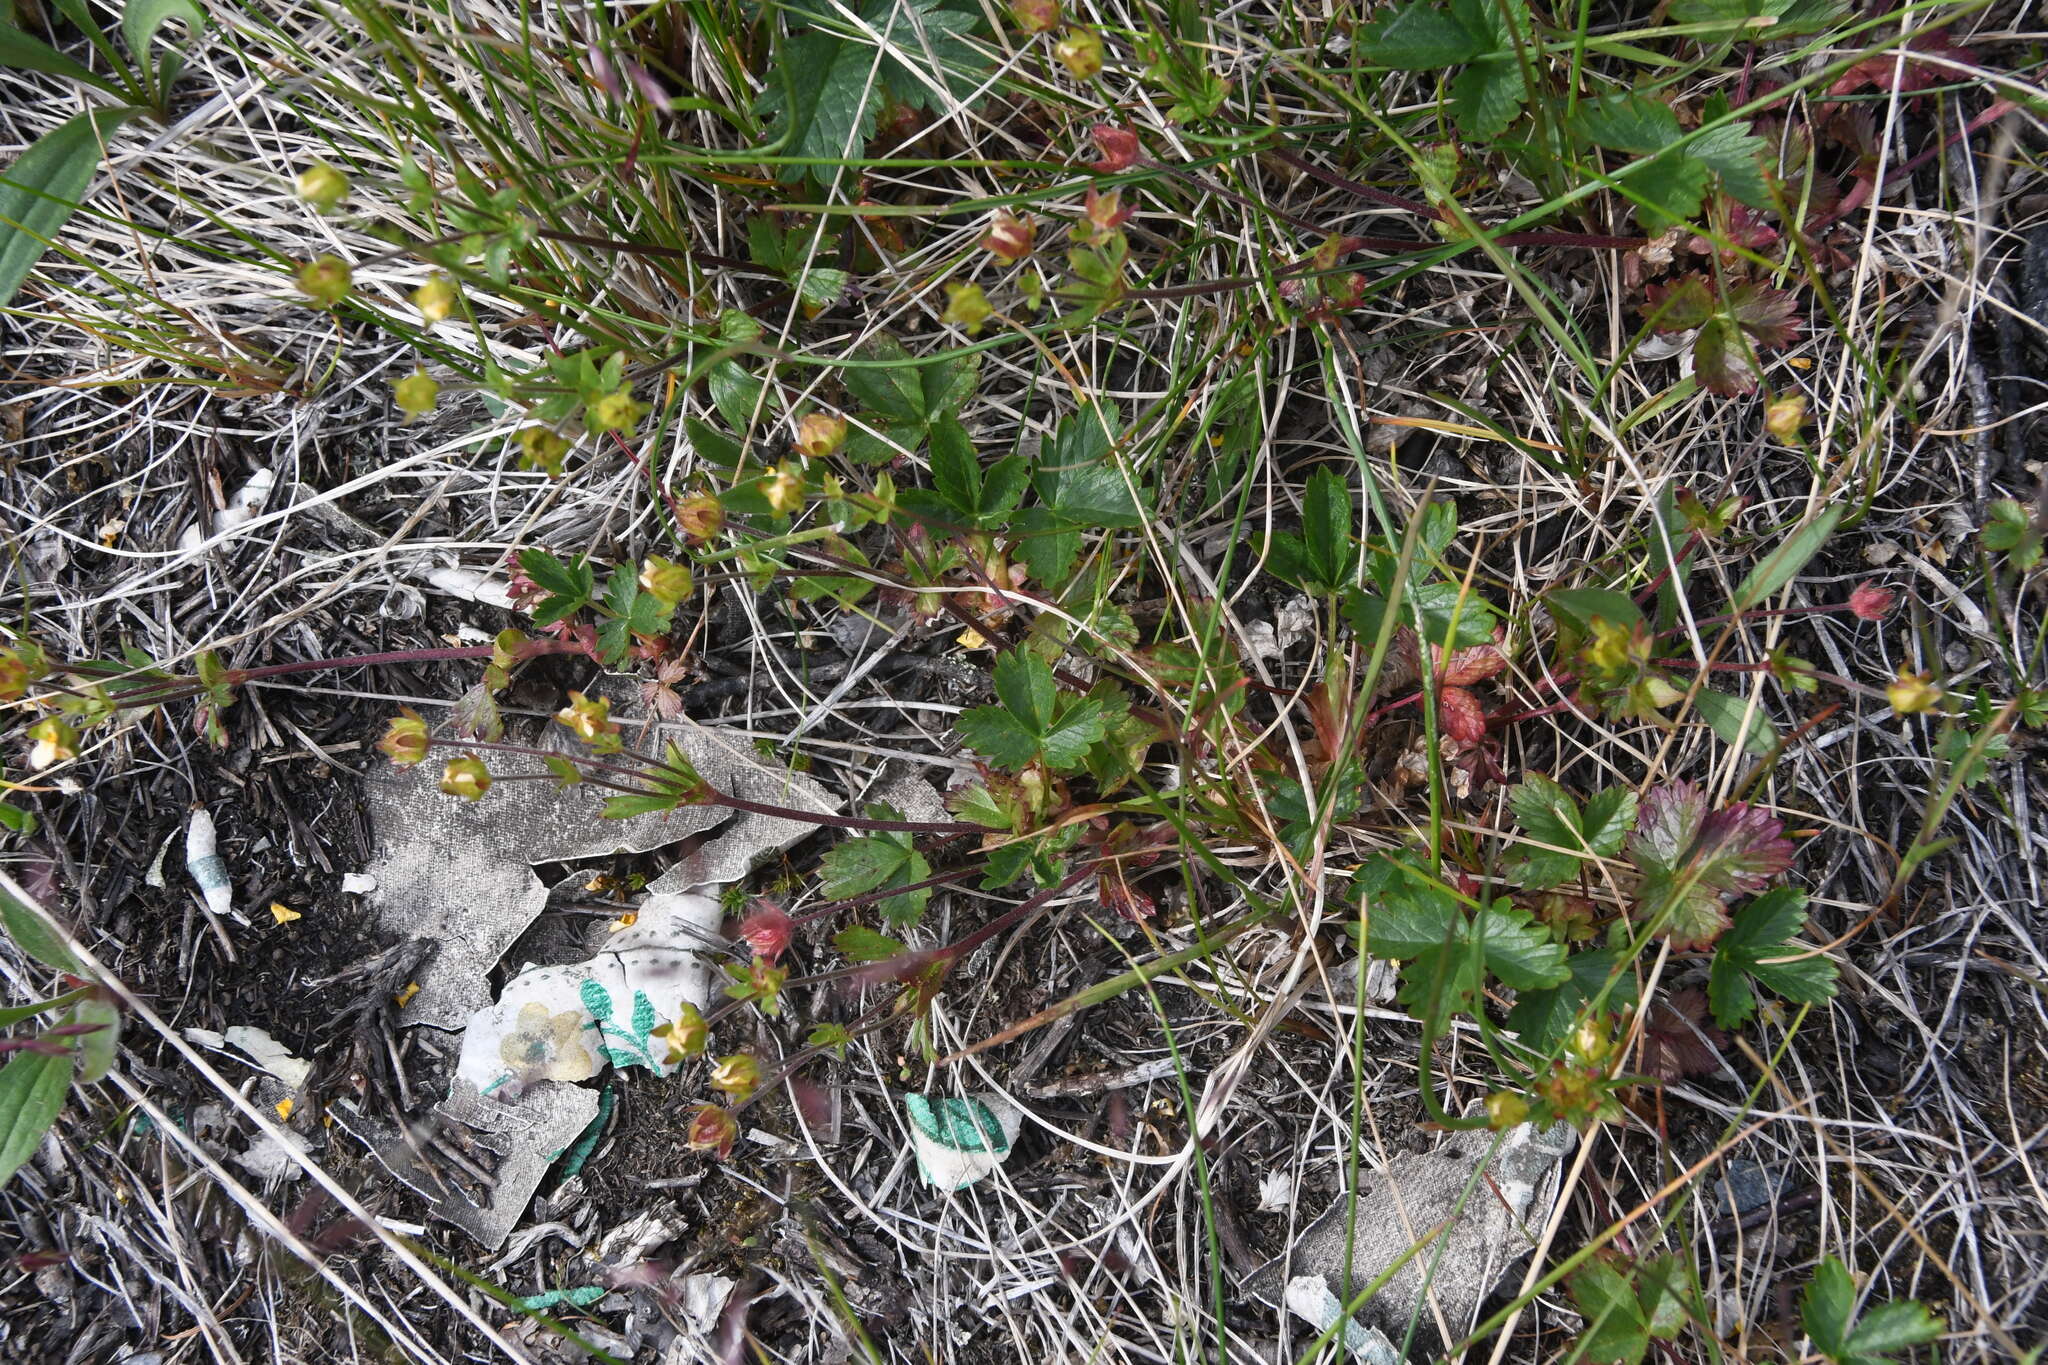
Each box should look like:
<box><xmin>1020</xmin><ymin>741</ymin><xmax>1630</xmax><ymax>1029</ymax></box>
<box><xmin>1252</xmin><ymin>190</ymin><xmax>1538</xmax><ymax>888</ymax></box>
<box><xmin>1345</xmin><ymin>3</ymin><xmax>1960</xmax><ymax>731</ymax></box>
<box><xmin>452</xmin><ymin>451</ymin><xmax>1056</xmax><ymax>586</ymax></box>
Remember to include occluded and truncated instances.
<box><xmin>222</xmin><ymin>1025</ymin><xmax>313</xmax><ymax>1091</ymax></box>
<box><xmin>340</xmin><ymin>872</ymin><xmax>377</xmax><ymax>895</ymax></box>
<box><xmin>414</xmin><ymin>1080</ymin><xmax>601</xmax><ymax>1250</ymax></box>
<box><xmin>455</xmin><ymin>893</ymin><xmax>722</xmax><ymax>1096</ymax></box>
<box><xmin>1285</xmin><ymin>1275</ymin><xmax>1402</xmax><ymax>1365</ymax></box>
<box><xmin>363</xmin><ymin>712</ymin><xmax>832</xmax><ymax>1028</ymax></box>
<box><xmin>904</xmin><ymin>1094</ymin><xmax>1021</xmax><ymax>1191</ymax></box>
<box><xmin>1247</xmin><ymin>1121</ymin><xmax>1575</xmax><ymax>1360</ymax></box>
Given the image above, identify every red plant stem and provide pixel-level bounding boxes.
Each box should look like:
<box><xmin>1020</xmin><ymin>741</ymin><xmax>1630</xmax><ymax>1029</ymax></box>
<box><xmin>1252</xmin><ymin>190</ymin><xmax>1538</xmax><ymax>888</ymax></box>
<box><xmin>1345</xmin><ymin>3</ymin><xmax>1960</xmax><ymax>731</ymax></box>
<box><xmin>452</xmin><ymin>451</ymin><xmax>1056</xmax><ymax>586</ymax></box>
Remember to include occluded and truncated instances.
<box><xmin>789</xmin><ymin>864</ymin><xmax>981</xmax><ymax>927</ymax></box>
<box><xmin>935</xmin><ymin>862</ymin><xmax>1099</xmax><ymax>964</ymax></box>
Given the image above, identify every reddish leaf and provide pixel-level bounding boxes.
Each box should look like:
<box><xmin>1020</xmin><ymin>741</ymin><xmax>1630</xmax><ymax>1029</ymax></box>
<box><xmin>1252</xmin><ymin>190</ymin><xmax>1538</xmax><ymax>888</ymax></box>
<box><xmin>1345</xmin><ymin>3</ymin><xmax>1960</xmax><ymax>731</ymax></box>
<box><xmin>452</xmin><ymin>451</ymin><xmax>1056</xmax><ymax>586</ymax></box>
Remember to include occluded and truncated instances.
<box><xmin>1692</xmin><ymin>803</ymin><xmax>1795</xmax><ymax>895</ymax></box>
<box><xmin>1647</xmin><ymin>275</ymin><xmax>1717</xmax><ymax>332</ymax></box>
<box><xmin>1828</xmin><ymin>32</ymin><xmax>1974</xmax><ymax>98</ymax></box>
<box><xmin>1440</xmin><ymin>685</ymin><xmax>1488</xmax><ymax>743</ymax></box>
<box><xmin>1439</xmin><ymin>632</ymin><xmax>1510</xmax><ymax>687</ymax></box>
<box><xmin>1694</xmin><ymin>317</ymin><xmax>1760</xmax><ymax>397</ymax></box>
<box><xmin>1637</xmin><ymin>987</ymin><xmax>1727</xmax><ymax>1080</ymax></box>
<box><xmin>1726</xmin><ymin>281</ymin><xmax>1801</xmax><ymax>348</ymax></box>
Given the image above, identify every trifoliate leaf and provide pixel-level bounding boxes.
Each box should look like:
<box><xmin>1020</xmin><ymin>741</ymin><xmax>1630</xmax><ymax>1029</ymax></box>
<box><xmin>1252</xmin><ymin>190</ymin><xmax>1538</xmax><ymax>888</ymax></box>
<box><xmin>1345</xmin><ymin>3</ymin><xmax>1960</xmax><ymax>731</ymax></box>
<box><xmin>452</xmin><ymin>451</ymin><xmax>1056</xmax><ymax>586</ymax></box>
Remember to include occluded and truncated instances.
<box><xmin>1707</xmin><ymin>885</ymin><xmax>1837</xmax><ymax>1027</ymax></box>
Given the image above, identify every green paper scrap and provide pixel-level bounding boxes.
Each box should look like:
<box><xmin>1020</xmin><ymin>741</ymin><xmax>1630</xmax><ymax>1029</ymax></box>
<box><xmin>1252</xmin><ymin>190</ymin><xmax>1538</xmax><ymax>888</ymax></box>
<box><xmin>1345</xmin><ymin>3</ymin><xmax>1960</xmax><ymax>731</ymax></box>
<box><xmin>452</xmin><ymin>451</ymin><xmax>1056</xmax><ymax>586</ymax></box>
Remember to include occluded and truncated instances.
<box><xmin>904</xmin><ymin>1093</ymin><xmax>1021</xmax><ymax>1190</ymax></box>
<box><xmin>515</xmin><ymin>1285</ymin><xmax>607</xmax><ymax>1313</ymax></box>
<box><xmin>905</xmin><ymin>1094</ymin><xmax>1009</xmax><ymax>1154</ymax></box>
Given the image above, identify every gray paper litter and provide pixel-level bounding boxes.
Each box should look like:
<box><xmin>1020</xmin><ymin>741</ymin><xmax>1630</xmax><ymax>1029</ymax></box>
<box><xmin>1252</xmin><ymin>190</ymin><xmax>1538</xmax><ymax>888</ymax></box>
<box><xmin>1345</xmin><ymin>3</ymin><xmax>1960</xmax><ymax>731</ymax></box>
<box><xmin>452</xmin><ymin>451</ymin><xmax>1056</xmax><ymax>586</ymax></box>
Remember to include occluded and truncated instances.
<box><xmin>364</xmin><ymin>713</ymin><xmax>833</xmax><ymax>1028</ymax></box>
<box><xmin>1248</xmin><ymin>1121</ymin><xmax>1575</xmax><ymax>1359</ymax></box>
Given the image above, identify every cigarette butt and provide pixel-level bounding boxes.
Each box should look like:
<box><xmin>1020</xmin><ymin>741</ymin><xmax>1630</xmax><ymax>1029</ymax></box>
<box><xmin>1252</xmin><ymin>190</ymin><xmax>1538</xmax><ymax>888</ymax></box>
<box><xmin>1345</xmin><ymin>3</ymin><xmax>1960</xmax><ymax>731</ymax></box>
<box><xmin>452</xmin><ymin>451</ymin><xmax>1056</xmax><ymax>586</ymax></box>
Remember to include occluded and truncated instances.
<box><xmin>185</xmin><ymin>808</ymin><xmax>233</xmax><ymax>917</ymax></box>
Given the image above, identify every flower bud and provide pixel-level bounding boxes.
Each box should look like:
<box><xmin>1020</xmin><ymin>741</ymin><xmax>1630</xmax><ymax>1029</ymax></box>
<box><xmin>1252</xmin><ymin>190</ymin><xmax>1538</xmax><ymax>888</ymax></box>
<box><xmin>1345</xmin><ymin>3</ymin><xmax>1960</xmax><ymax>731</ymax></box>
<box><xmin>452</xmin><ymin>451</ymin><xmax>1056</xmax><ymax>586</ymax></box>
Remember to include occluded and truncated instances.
<box><xmin>394</xmin><ymin>368</ymin><xmax>440</xmax><ymax>419</ymax></box>
<box><xmin>1090</xmin><ymin>124</ymin><xmax>1142</xmax><ymax>173</ymax></box>
<box><xmin>710</xmin><ymin>1052</ymin><xmax>761</xmax><ymax>1099</ymax></box>
<box><xmin>760</xmin><ymin>463</ymin><xmax>806</xmax><ymax>517</ymax></box>
<box><xmin>1569</xmin><ymin>1017</ymin><xmax>1612</xmax><ymax>1068</ymax></box>
<box><xmin>439</xmin><ymin>754</ymin><xmax>491</xmax><ymax>800</ymax></box>
<box><xmin>295</xmin><ymin>255</ymin><xmax>352</xmax><ymax>308</ymax></box>
<box><xmin>794</xmin><ymin>412</ymin><xmax>848</xmax><ymax>459</ymax></box>
<box><xmin>517</xmin><ymin>425</ymin><xmax>571</xmax><ymax>476</ymax></box>
<box><xmin>678</xmin><ymin>494</ymin><xmax>724</xmax><ymax>545</ymax></box>
<box><xmin>586</xmin><ymin>389</ymin><xmax>647</xmax><ymax>433</ymax></box>
<box><xmin>1485</xmin><ymin>1090</ymin><xmax>1530</xmax><ymax>1129</ymax></box>
<box><xmin>1010</xmin><ymin>0</ymin><xmax>1059</xmax><ymax>34</ymax></box>
<box><xmin>686</xmin><ymin>1104</ymin><xmax>739</xmax><ymax>1157</ymax></box>
<box><xmin>638</xmin><ymin>555</ymin><xmax>693</xmax><ymax>606</ymax></box>
<box><xmin>652</xmin><ymin>1003</ymin><xmax>709</xmax><ymax>1063</ymax></box>
<box><xmin>294</xmin><ymin>162</ymin><xmax>349</xmax><ymax>212</ymax></box>
<box><xmin>377</xmin><ymin>708</ymin><xmax>431</xmax><ymax>766</ymax></box>
<box><xmin>739</xmin><ymin>902</ymin><xmax>793</xmax><ymax>963</ymax></box>
<box><xmin>1765</xmin><ymin>394</ymin><xmax>1806</xmax><ymax>443</ymax></box>
<box><xmin>981</xmin><ymin>211</ymin><xmax>1035</xmax><ymax>264</ymax></box>
<box><xmin>413</xmin><ymin>274</ymin><xmax>459</xmax><ymax>323</ymax></box>
<box><xmin>554</xmin><ymin>690</ymin><xmax>619</xmax><ymax>745</ymax></box>
<box><xmin>1848</xmin><ymin>582</ymin><xmax>1894</xmax><ymax>621</ymax></box>
<box><xmin>942</xmin><ymin>281</ymin><xmax>992</xmax><ymax>335</ymax></box>
<box><xmin>1054</xmin><ymin>27</ymin><xmax>1104</xmax><ymax>79</ymax></box>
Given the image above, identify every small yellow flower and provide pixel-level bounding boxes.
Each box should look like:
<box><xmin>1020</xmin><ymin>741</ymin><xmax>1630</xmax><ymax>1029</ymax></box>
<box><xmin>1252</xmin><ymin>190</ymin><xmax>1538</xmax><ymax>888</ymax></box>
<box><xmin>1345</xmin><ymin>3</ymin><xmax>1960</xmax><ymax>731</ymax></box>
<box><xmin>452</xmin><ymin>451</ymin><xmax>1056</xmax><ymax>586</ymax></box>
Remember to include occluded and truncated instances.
<box><xmin>638</xmin><ymin>555</ymin><xmax>693</xmax><ymax>606</ymax></box>
<box><xmin>377</xmin><ymin>708</ymin><xmax>431</xmax><ymax>766</ymax></box>
<box><xmin>649</xmin><ymin>1002</ymin><xmax>709</xmax><ymax>1064</ymax></box>
<box><xmin>1485</xmin><ymin>1090</ymin><xmax>1530</xmax><ymax>1129</ymax></box>
<box><xmin>710</xmin><ymin>1052</ymin><xmax>761</xmax><ymax>1100</ymax></box>
<box><xmin>942</xmin><ymin>282</ymin><xmax>992</xmax><ymax>335</ymax></box>
<box><xmin>554</xmin><ymin>690</ymin><xmax>620</xmax><ymax>748</ymax></box>
<box><xmin>517</xmin><ymin>426</ymin><xmax>571</xmax><ymax>476</ymax></box>
<box><xmin>1887</xmin><ymin>669</ymin><xmax>1942</xmax><ymax>715</ymax></box>
<box><xmin>1053</xmin><ymin>27</ymin><xmax>1104</xmax><ymax>78</ymax></box>
<box><xmin>586</xmin><ymin>389</ymin><xmax>647</xmax><ymax>433</ymax></box>
<box><xmin>1765</xmin><ymin>394</ymin><xmax>1806</xmax><ymax>443</ymax></box>
<box><xmin>759</xmin><ymin>463</ymin><xmax>806</xmax><ymax>517</ymax></box>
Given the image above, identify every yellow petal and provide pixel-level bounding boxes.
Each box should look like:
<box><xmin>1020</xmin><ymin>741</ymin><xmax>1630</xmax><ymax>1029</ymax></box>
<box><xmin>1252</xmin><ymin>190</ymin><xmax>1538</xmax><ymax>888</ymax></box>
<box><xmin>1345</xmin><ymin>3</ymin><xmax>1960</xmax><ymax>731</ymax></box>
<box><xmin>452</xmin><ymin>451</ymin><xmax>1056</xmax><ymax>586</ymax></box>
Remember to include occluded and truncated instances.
<box><xmin>393</xmin><ymin>982</ymin><xmax>420</xmax><ymax>1008</ymax></box>
<box><xmin>275</xmin><ymin>1097</ymin><xmax>295</xmax><ymax>1121</ymax></box>
<box><xmin>269</xmin><ymin>902</ymin><xmax>302</xmax><ymax>924</ymax></box>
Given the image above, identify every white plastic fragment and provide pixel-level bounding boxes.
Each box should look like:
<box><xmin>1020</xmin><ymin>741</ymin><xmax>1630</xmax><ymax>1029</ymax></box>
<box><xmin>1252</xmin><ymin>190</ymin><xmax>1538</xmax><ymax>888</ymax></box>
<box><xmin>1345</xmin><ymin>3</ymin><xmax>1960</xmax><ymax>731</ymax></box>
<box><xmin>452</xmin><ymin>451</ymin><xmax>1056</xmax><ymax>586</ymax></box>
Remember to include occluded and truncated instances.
<box><xmin>340</xmin><ymin>872</ymin><xmax>377</xmax><ymax>895</ymax></box>
<box><xmin>904</xmin><ymin>1093</ymin><xmax>1022</xmax><ymax>1191</ymax></box>
<box><xmin>178</xmin><ymin>468</ymin><xmax>275</xmax><ymax>549</ymax></box>
<box><xmin>423</xmin><ymin>564</ymin><xmax>519</xmax><ymax>610</ymax></box>
<box><xmin>1284</xmin><ymin>1275</ymin><xmax>1402</xmax><ymax>1364</ymax></box>
<box><xmin>184</xmin><ymin>807</ymin><xmax>237</xmax><ymax>920</ymax></box>
<box><xmin>454</xmin><ymin>893</ymin><xmax>723</xmax><ymax>1096</ymax></box>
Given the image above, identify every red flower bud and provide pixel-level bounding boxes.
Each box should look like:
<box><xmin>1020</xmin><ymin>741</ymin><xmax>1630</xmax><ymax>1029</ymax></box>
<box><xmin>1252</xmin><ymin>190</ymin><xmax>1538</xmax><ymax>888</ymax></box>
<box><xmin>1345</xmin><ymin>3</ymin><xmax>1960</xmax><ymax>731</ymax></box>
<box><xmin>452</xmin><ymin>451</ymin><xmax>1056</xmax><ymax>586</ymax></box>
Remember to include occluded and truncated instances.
<box><xmin>1848</xmin><ymin>581</ymin><xmax>1894</xmax><ymax>621</ymax></box>
<box><xmin>1090</xmin><ymin>124</ymin><xmax>1142</xmax><ymax>173</ymax></box>
<box><xmin>686</xmin><ymin>1104</ymin><xmax>739</xmax><ymax>1157</ymax></box>
<box><xmin>738</xmin><ymin>902</ymin><xmax>793</xmax><ymax>963</ymax></box>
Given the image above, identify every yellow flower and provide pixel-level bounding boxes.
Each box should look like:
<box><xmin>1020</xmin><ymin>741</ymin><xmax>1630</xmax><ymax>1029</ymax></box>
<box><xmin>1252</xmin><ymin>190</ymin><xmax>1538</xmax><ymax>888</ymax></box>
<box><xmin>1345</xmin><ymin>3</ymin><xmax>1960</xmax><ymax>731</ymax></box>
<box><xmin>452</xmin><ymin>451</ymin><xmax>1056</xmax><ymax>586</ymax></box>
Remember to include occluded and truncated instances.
<box><xmin>1887</xmin><ymin>670</ymin><xmax>1942</xmax><ymax>715</ymax></box>
<box><xmin>498</xmin><ymin>1001</ymin><xmax>600</xmax><ymax>1084</ymax></box>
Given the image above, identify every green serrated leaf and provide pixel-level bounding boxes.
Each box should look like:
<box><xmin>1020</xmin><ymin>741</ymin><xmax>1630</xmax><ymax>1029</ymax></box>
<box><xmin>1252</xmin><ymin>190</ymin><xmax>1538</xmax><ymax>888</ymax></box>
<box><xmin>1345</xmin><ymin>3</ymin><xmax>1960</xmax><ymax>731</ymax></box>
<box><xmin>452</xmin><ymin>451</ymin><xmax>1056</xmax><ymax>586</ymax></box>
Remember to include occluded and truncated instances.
<box><xmin>820</xmin><ymin>835</ymin><xmax>914</xmax><ymax>898</ymax></box>
<box><xmin>1628</xmin><ymin>148</ymin><xmax>1711</xmax><ymax>231</ymax></box>
<box><xmin>1505</xmin><ymin>946</ymin><xmax>1638</xmax><ymax>1051</ymax></box>
<box><xmin>1450</xmin><ymin>54</ymin><xmax>1526</xmax><ymax>141</ymax></box>
<box><xmin>1575</xmin><ymin>93</ymin><xmax>1682</xmax><ymax>154</ymax></box>
<box><xmin>1039</xmin><ymin>696</ymin><xmax>1107</xmax><ymax>770</ymax></box>
<box><xmin>1569</xmin><ymin>1258</ymin><xmax>1652</xmax><ymax>1365</ymax></box>
<box><xmin>1474</xmin><ymin>902</ymin><xmax>1570</xmax><ymax>991</ymax></box>
<box><xmin>1300</xmin><ymin>467</ymin><xmax>1355</xmax><ymax>592</ymax></box>
<box><xmin>1801</xmin><ymin>1257</ymin><xmax>1858</xmax><ymax>1358</ymax></box>
<box><xmin>1692</xmin><ymin>122</ymin><xmax>1773</xmax><ymax>208</ymax></box>
<box><xmin>833</xmin><ymin>924</ymin><xmax>906</xmax><ymax>962</ymax></box>
<box><xmin>1360</xmin><ymin>1</ymin><xmax>1488</xmax><ymax>66</ymax></box>
<box><xmin>991</xmin><ymin>651</ymin><xmax>1053</xmax><ymax>732</ymax></box>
